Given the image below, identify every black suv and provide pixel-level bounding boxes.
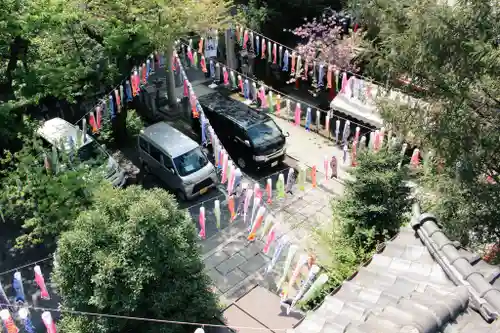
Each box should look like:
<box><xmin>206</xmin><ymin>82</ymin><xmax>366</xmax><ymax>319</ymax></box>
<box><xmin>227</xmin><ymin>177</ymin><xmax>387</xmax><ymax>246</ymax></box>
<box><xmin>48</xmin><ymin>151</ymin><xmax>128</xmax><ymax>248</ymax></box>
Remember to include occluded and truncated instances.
<box><xmin>192</xmin><ymin>92</ymin><xmax>288</xmax><ymax>171</ymax></box>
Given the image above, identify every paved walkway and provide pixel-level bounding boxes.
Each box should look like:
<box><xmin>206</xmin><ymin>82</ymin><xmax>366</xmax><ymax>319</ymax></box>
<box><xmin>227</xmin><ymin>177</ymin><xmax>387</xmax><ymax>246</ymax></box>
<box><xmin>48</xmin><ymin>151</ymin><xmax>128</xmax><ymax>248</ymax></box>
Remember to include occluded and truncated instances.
<box><xmin>138</xmin><ymin>67</ymin><xmax>348</xmax><ymax>330</ymax></box>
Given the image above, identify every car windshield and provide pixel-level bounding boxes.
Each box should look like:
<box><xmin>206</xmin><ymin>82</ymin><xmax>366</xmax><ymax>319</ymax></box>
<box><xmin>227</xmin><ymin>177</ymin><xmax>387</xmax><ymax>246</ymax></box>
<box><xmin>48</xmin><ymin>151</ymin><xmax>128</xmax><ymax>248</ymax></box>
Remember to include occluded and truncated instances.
<box><xmin>77</xmin><ymin>141</ymin><xmax>109</xmax><ymax>167</ymax></box>
<box><xmin>246</xmin><ymin>120</ymin><xmax>282</xmax><ymax>146</ymax></box>
<box><xmin>173</xmin><ymin>147</ymin><xmax>209</xmax><ymax>177</ymax></box>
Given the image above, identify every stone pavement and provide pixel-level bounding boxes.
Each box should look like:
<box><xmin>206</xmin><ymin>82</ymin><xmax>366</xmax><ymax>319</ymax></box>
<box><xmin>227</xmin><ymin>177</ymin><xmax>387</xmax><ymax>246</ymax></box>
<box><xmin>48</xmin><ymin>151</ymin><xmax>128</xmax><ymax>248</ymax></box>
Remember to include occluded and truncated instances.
<box><xmin>138</xmin><ymin>64</ymin><xmax>347</xmax><ymax>328</ymax></box>
<box><xmin>271</xmin><ymin>114</ymin><xmax>352</xmax><ymax>187</ymax></box>
<box><xmin>196</xmin><ymin>166</ymin><xmax>339</xmax><ymax>311</ymax></box>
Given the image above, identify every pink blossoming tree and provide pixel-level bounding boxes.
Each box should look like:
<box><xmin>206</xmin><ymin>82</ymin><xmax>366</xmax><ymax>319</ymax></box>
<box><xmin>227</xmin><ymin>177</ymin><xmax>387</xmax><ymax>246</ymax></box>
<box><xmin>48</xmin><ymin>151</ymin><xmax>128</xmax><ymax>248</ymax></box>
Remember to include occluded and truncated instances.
<box><xmin>291</xmin><ymin>12</ymin><xmax>363</xmax><ymax>73</ymax></box>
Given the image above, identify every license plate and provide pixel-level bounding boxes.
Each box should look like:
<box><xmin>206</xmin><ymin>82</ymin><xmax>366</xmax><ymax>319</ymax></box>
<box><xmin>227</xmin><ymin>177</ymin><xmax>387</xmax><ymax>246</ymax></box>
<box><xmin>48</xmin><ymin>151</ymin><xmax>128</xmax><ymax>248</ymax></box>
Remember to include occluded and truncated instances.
<box><xmin>199</xmin><ymin>187</ymin><xmax>208</xmax><ymax>195</ymax></box>
<box><xmin>271</xmin><ymin>161</ymin><xmax>278</xmax><ymax>167</ymax></box>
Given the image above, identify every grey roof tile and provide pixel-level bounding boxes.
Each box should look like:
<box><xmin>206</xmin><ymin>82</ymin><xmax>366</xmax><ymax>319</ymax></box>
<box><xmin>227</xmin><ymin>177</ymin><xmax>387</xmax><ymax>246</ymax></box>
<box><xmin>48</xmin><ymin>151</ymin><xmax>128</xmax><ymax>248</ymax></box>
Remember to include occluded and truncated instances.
<box><xmin>319</xmin><ymin>321</ymin><xmax>347</xmax><ymax>333</ymax></box>
<box><xmin>377</xmin><ymin>305</ymin><xmax>415</xmax><ymax>326</ymax></box>
<box><xmin>382</xmin><ymin>242</ymin><xmax>406</xmax><ymax>258</ymax></box>
<box><xmin>457</xmin><ymin>248</ymin><xmax>481</xmax><ymax>265</ymax></box>
<box><xmin>293</xmin><ymin>209</ymin><xmax>500</xmax><ymax>333</ymax></box>
<box><xmin>337</xmin><ymin>301</ymin><xmax>368</xmax><ymax>322</ymax></box>
<box><xmin>401</xmin><ymin>244</ymin><xmax>426</xmax><ymax>261</ymax></box>
<box><xmin>357</xmin><ymin>314</ymin><xmax>402</xmax><ymax>331</ymax></box>
<box><xmin>389</xmin><ymin>257</ymin><xmax>412</xmax><ymax>273</ymax></box>
<box><xmin>473</xmin><ymin>260</ymin><xmax>500</xmax><ymax>283</ymax></box>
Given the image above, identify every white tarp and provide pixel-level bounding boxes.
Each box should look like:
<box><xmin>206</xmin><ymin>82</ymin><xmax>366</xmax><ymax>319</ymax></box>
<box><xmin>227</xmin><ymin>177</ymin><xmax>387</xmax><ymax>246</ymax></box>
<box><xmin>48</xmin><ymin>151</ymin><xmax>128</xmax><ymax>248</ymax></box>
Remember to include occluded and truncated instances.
<box><xmin>330</xmin><ymin>76</ymin><xmax>427</xmax><ymax>128</ymax></box>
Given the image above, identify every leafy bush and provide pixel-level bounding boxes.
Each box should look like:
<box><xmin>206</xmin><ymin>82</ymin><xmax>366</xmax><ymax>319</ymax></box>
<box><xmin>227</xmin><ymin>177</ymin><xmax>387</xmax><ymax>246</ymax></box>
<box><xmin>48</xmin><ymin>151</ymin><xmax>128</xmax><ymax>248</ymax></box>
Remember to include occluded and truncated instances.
<box><xmin>125</xmin><ymin>109</ymin><xmax>144</xmax><ymax>139</ymax></box>
<box><xmin>0</xmin><ymin>135</ymin><xmax>104</xmax><ymax>248</ymax></box>
<box><xmin>299</xmin><ymin>214</ymin><xmax>371</xmax><ymax>311</ymax></box>
<box><xmin>339</xmin><ymin>148</ymin><xmax>412</xmax><ymax>250</ymax></box>
<box><xmin>97</xmin><ymin>109</ymin><xmax>144</xmax><ymax>147</ymax></box>
<box><xmin>300</xmin><ymin>147</ymin><xmax>412</xmax><ymax>310</ymax></box>
<box><xmin>53</xmin><ymin>185</ymin><xmax>221</xmax><ymax>333</ymax></box>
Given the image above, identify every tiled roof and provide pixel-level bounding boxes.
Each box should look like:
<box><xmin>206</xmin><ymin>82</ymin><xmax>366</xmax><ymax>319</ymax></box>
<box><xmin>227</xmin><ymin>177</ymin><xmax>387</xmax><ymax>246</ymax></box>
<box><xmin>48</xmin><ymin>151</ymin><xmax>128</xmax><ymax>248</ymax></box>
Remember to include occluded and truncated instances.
<box><xmin>292</xmin><ymin>207</ymin><xmax>500</xmax><ymax>333</ymax></box>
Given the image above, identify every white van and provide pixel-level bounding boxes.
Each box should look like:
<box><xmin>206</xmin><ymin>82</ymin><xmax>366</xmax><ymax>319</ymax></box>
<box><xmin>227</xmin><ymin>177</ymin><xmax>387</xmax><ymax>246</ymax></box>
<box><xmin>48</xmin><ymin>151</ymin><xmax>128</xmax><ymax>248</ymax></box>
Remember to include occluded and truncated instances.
<box><xmin>37</xmin><ymin>117</ymin><xmax>128</xmax><ymax>187</ymax></box>
<box><xmin>138</xmin><ymin>122</ymin><xmax>217</xmax><ymax>200</ymax></box>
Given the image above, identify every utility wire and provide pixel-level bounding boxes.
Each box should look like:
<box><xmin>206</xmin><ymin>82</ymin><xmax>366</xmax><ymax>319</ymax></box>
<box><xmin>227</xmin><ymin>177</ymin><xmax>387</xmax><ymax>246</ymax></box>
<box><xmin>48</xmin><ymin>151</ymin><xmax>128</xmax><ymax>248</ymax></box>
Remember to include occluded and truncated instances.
<box><xmin>0</xmin><ymin>256</ymin><xmax>52</xmax><ymax>277</ymax></box>
<box><xmin>176</xmin><ymin>40</ymin><xmax>377</xmax><ymax>132</ymax></box>
<box><xmin>0</xmin><ymin>302</ymin><xmax>289</xmax><ymax>331</ymax></box>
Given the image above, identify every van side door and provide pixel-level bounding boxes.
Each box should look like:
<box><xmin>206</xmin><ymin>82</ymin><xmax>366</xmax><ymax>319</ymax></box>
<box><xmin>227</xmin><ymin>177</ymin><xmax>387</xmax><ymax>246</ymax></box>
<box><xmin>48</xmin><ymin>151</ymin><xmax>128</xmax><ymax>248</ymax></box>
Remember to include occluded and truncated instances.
<box><xmin>232</xmin><ymin>125</ymin><xmax>252</xmax><ymax>159</ymax></box>
<box><xmin>146</xmin><ymin>143</ymin><xmax>165</xmax><ymax>177</ymax></box>
<box><xmin>160</xmin><ymin>153</ymin><xmax>182</xmax><ymax>190</ymax></box>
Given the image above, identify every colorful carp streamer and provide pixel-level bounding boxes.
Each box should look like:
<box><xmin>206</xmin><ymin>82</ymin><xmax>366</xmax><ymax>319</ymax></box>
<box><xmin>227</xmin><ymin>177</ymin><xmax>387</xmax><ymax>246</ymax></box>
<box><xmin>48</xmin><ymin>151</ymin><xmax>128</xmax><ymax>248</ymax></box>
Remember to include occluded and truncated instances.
<box><xmin>276</xmin><ymin>245</ymin><xmax>298</xmax><ymax>291</ymax></box>
<box><xmin>0</xmin><ymin>282</ymin><xmax>11</xmax><ymax>308</ymax></box>
<box><xmin>266</xmin><ymin>235</ymin><xmax>288</xmax><ymax>274</ymax></box>
<box><xmin>243</xmin><ymin>189</ymin><xmax>254</xmax><ymax>224</ymax></box>
<box><xmin>265</xmin><ymin>178</ymin><xmax>272</xmax><ymax>204</ymax></box>
<box><xmin>18</xmin><ymin>309</ymin><xmax>34</xmax><ymax>333</ymax></box>
<box><xmin>311</xmin><ymin>166</ymin><xmax>317</xmax><ymax>188</ymax></box>
<box><xmin>12</xmin><ymin>272</ymin><xmax>25</xmax><ymax>303</ymax></box>
<box><xmin>282</xmin><ymin>255</ymin><xmax>308</xmax><ymax>299</ymax></box>
<box><xmin>276</xmin><ymin>173</ymin><xmax>285</xmax><ymax>198</ymax></box>
<box><xmin>250</xmin><ymin>196</ymin><xmax>261</xmax><ymax>229</ymax></box>
<box><xmin>198</xmin><ymin>207</ymin><xmax>206</xmax><ymax>239</ymax></box>
<box><xmin>248</xmin><ymin>207</ymin><xmax>266</xmax><ymax>241</ymax></box>
<box><xmin>288</xmin><ymin>265</ymin><xmax>321</xmax><ymax>314</ymax></box>
<box><xmin>214</xmin><ymin>200</ymin><xmax>221</xmax><ymax>230</ymax></box>
<box><xmin>228</xmin><ymin>196</ymin><xmax>236</xmax><ymax>221</ymax></box>
<box><xmin>294</xmin><ymin>103</ymin><xmax>301</xmax><ymax>126</ymax></box>
<box><xmin>263</xmin><ymin>224</ymin><xmax>277</xmax><ymax>254</ymax></box>
<box><xmin>411</xmin><ymin>148</ymin><xmax>420</xmax><ymax>167</ymax></box>
<box><xmin>285</xmin><ymin>168</ymin><xmax>295</xmax><ymax>193</ymax></box>
<box><xmin>41</xmin><ymin>311</ymin><xmax>57</xmax><ymax>333</ymax></box>
<box><xmin>34</xmin><ymin>265</ymin><xmax>50</xmax><ymax>300</ymax></box>
<box><xmin>0</xmin><ymin>310</ymin><xmax>19</xmax><ymax>333</ymax></box>
<box><xmin>260</xmin><ymin>215</ymin><xmax>274</xmax><ymax>240</ymax></box>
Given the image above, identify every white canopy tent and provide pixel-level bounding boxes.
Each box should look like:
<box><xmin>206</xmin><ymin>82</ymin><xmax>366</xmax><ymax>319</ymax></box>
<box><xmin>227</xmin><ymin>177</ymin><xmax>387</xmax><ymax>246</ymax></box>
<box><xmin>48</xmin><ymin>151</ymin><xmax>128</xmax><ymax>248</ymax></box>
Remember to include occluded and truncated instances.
<box><xmin>330</xmin><ymin>76</ymin><xmax>427</xmax><ymax>128</ymax></box>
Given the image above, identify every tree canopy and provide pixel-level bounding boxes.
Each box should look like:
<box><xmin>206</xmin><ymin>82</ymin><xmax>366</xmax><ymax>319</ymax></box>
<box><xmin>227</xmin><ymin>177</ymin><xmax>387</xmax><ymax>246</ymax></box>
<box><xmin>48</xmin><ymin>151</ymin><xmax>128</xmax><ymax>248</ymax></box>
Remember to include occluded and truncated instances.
<box><xmin>349</xmin><ymin>0</ymin><xmax>500</xmax><ymax>246</ymax></box>
<box><xmin>52</xmin><ymin>185</ymin><xmax>220</xmax><ymax>333</ymax></box>
<box><xmin>0</xmin><ymin>0</ymin><xmax>230</xmax><ymax>150</ymax></box>
<box><xmin>291</xmin><ymin>10</ymin><xmax>362</xmax><ymax>72</ymax></box>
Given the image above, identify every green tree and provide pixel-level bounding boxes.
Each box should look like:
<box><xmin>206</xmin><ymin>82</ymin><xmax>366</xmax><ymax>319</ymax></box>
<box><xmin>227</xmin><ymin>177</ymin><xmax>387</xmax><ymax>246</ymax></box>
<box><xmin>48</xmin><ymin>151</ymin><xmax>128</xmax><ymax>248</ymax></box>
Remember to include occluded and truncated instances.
<box><xmin>338</xmin><ymin>148</ymin><xmax>412</xmax><ymax>249</ymax></box>
<box><xmin>349</xmin><ymin>0</ymin><xmax>500</xmax><ymax>246</ymax></box>
<box><xmin>52</xmin><ymin>185</ymin><xmax>220</xmax><ymax>333</ymax></box>
<box><xmin>0</xmin><ymin>134</ymin><xmax>103</xmax><ymax>248</ymax></box>
<box><xmin>237</xmin><ymin>0</ymin><xmax>269</xmax><ymax>31</ymax></box>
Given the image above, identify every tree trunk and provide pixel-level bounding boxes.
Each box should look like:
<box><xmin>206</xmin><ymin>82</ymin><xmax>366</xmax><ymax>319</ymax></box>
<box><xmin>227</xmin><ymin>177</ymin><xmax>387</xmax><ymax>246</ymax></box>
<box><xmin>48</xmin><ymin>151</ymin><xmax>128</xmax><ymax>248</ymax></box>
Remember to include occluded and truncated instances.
<box><xmin>165</xmin><ymin>43</ymin><xmax>176</xmax><ymax>106</ymax></box>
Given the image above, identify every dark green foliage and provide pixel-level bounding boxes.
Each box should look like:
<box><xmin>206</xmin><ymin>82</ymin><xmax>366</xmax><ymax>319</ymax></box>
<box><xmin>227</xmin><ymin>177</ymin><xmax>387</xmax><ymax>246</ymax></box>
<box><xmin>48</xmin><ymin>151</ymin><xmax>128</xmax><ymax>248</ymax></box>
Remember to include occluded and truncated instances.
<box><xmin>303</xmin><ymin>148</ymin><xmax>411</xmax><ymax>310</ymax></box>
<box><xmin>52</xmin><ymin>185</ymin><xmax>220</xmax><ymax>333</ymax></box>
<box><xmin>419</xmin><ymin>168</ymin><xmax>500</xmax><ymax>247</ymax></box>
<box><xmin>339</xmin><ymin>148</ymin><xmax>412</xmax><ymax>249</ymax></box>
<box><xmin>0</xmin><ymin>135</ymin><xmax>103</xmax><ymax>248</ymax></box>
<box><xmin>349</xmin><ymin>0</ymin><xmax>500</xmax><ymax>247</ymax></box>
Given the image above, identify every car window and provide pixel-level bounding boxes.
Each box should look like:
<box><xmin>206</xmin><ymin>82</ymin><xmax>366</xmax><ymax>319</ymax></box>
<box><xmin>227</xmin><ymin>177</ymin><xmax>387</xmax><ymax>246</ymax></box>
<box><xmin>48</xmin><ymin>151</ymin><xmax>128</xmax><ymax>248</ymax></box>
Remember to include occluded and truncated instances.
<box><xmin>234</xmin><ymin>126</ymin><xmax>248</xmax><ymax>142</ymax></box>
<box><xmin>77</xmin><ymin>141</ymin><xmax>108</xmax><ymax>167</ymax></box>
<box><xmin>173</xmin><ymin>147</ymin><xmax>209</xmax><ymax>177</ymax></box>
<box><xmin>246</xmin><ymin>120</ymin><xmax>282</xmax><ymax>146</ymax></box>
<box><xmin>39</xmin><ymin>137</ymin><xmax>53</xmax><ymax>150</ymax></box>
<box><xmin>149</xmin><ymin>144</ymin><xmax>162</xmax><ymax>161</ymax></box>
<box><xmin>163</xmin><ymin>155</ymin><xmax>173</xmax><ymax>168</ymax></box>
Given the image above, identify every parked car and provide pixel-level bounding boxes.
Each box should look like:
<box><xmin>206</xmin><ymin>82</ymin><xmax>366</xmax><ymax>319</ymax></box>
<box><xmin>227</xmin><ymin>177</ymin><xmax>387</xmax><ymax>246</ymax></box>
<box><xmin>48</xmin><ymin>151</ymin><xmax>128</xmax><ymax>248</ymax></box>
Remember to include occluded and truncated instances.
<box><xmin>138</xmin><ymin>121</ymin><xmax>218</xmax><ymax>201</ymax></box>
<box><xmin>37</xmin><ymin>117</ymin><xmax>128</xmax><ymax>187</ymax></box>
<box><xmin>193</xmin><ymin>92</ymin><xmax>289</xmax><ymax>171</ymax></box>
